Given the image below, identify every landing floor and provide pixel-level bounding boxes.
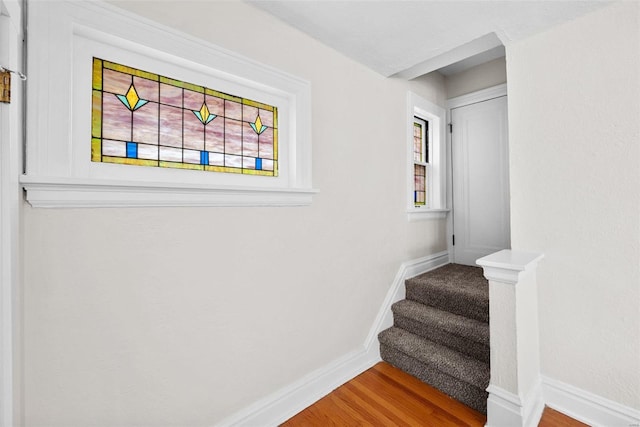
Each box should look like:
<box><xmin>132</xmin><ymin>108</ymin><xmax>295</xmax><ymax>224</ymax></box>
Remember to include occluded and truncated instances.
<box><xmin>281</xmin><ymin>362</ymin><xmax>587</xmax><ymax>427</ymax></box>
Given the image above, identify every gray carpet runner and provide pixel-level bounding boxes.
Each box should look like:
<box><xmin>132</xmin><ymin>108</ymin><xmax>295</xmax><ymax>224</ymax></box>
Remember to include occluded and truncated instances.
<box><xmin>378</xmin><ymin>263</ymin><xmax>490</xmax><ymax>413</ymax></box>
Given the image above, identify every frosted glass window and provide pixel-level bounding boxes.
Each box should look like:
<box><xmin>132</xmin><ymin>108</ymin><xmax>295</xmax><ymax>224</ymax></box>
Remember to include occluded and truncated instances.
<box><xmin>92</xmin><ymin>58</ymin><xmax>278</xmax><ymax>176</ymax></box>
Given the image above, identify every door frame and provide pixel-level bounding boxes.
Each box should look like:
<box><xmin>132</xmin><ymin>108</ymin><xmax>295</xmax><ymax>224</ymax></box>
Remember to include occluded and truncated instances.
<box><xmin>445</xmin><ymin>83</ymin><xmax>508</xmax><ymax>265</ymax></box>
<box><xmin>0</xmin><ymin>1</ymin><xmax>24</xmax><ymax>426</ymax></box>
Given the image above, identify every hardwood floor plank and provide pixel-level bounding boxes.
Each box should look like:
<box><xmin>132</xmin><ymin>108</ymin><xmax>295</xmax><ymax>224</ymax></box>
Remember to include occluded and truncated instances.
<box><xmin>339</xmin><ymin>381</ymin><xmax>414</xmax><ymax>426</ymax></box>
<box><xmin>347</xmin><ymin>377</ymin><xmax>436</xmax><ymax>426</ymax></box>
<box><xmin>282</xmin><ymin>362</ymin><xmax>587</xmax><ymax>427</ymax></box>
<box><xmin>368</xmin><ymin>377</ymin><xmax>472</xmax><ymax>427</ymax></box>
<box><xmin>282</xmin><ymin>362</ymin><xmax>485</xmax><ymax>426</ymax></box>
<box><xmin>352</xmin><ymin>368</ymin><xmax>465</xmax><ymax>427</ymax></box>
<box><xmin>372</xmin><ymin>362</ymin><xmax>486</xmax><ymax>426</ymax></box>
<box><xmin>538</xmin><ymin>407</ymin><xmax>589</xmax><ymax>427</ymax></box>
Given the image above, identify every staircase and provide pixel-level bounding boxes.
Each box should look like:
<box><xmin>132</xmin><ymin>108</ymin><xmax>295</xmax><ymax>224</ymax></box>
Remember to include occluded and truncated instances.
<box><xmin>378</xmin><ymin>263</ymin><xmax>490</xmax><ymax>413</ymax></box>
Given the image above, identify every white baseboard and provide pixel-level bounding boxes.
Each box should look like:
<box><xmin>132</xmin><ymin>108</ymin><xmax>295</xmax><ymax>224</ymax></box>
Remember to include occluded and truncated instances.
<box><xmin>215</xmin><ymin>251</ymin><xmax>449</xmax><ymax>426</ymax></box>
<box><xmin>363</xmin><ymin>250</ymin><xmax>450</xmax><ymax>358</ymax></box>
<box><xmin>486</xmin><ymin>381</ymin><xmax>544</xmax><ymax>427</ymax></box>
<box><xmin>215</xmin><ymin>347</ymin><xmax>378</xmax><ymax>427</ymax></box>
<box><xmin>542</xmin><ymin>375</ymin><xmax>640</xmax><ymax>427</ymax></box>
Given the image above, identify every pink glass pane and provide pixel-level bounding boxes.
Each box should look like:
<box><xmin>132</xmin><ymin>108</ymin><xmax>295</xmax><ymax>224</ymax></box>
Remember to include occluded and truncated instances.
<box><xmin>225</xmin><ymin>100</ymin><xmax>242</xmax><ymax>121</ymax></box>
<box><xmin>262</xmin><ymin>159</ymin><xmax>274</xmax><ymax>171</ymax></box>
<box><xmin>209</xmin><ymin>152</ymin><xmax>224</xmax><ymax>166</ymax></box>
<box><xmin>160</xmin><ymin>83</ymin><xmax>182</xmax><ymax>108</ymax></box>
<box><xmin>102</xmin><ymin>95</ymin><xmax>132</xmax><ymax>142</ymax></box>
<box><xmin>225</xmin><ymin>154</ymin><xmax>242</xmax><ymax>168</ymax></box>
<box><xmin>159</xmin><ymin>146</ymin><xmax>182</xmax><ymax>162</ymax></box>
<box><xmin>414</xmin><ymin>164</ymin><xmax>426</xmax><ymax>205</ymax></box>
<box><xmin>243</xmin><ymin>156</ymin><xmax>255</xmax><ymax>169</ymax></box>
<box><xmin>183</xmin><ymin>110</ymin><xmax>204</xmax><ymax>151</ymax></box>
<box><xmin>224</xmin><ymin>118</ymin><xmax>242</xmax><ymax>155</ymax></box>
<box><xmin>133</xmin><ymin>76</ymin><xmax>159</xmax><ymax>103</ymax></box>
<box><xmin>103</xmin><ymin>69</ymin><xmax>131</xmax><ymax>95</ymax></box>
<box><xmin>414</xmin><ymin>123</ymin><xmax>422</xmax><ymax>162</ymax></box>
<box><xmin>205</xmin><ymin>119</ymin><xmax>224</xmax><ymax>153</ymax></box>
<box><xmin>183</xmin><ymin>149</ymin><xmax>200</xmax><ymax>164</ymax></box>
<box><xmin>159</xmin><ymin>104</ymin><xmax>183</xmax><ymax>147</ymax></box>
<box><xmin>242</xmin><ymin>122</ymin><xmax>258</xmax><ymax>157</ymax></box>
<box><xmin>259</xmin><ymin>109</ymin><xmax>273</xmax><ymax>127</ymax></box>
<box><xmin>259</xmin><ymin>127</ymin><xmax>274</xmax><ymax>160</ymax></box>
<box><xmin>138</xmin><ymin>143</ymin><xmax>159</xmax><ymax>160</ymax></box>
<box><xmin>133</xmin><ymin>102</ymin><xmax>159</xmax><ymax>145</ymax></box>
<box><xmin>205</xmin><ymin>95</ymin><xmax>224</xmax><ymax>117</ymax></box>
<box><xmin>102</xmin><ymin>139</ymin><xmax>126</xmax><ymax>157</ymax></box>
<box><xmin>242</xmin><ymin>104</ymin><xmax>258</xmax><ymax>124</ymax></box>
<box><xmin>184</xmin><ymin>89</ymin><xmax>204</xmax><ymax>111</ymax></box>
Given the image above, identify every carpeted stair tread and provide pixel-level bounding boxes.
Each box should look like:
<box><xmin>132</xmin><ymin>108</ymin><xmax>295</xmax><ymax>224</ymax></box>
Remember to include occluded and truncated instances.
<box><xmin>378</xmin><ymin>326</ymin><xmax>490</xmax><ymax>390</ymax></box>
<box><xmin>380</xmin><ymin>343</ymin><xmax>487</xmax><ymax>414</ymax></box>
<box><xmin>392</xmin><ymin>299</ymin><xmax>489</xmax><ymax>344</ymax></box>
<box><xmin>392</xmin><ymin>299</ymin><xmax>490</xmax><ymax>363</ymax></box>
<box><xmin>406</xmin><ymin>264</ymin><xmax>489</xmax><ymax>323</ymax></box>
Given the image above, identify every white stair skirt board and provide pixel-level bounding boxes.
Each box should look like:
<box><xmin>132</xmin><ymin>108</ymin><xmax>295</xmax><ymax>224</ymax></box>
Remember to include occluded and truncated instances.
<box><xmin>485</xmin><ymin>381</ymin><xmax>544</xmax><ymax>427</ymax></box>
<box><xmin>215</xmin><ymin>251</ymin><xmax>450</xmax><ymax>427</ymax></box>
<box><xmin>542</xmin><ymin>376</ymin><xmax>640</xmax><ymax>427</ymax></box>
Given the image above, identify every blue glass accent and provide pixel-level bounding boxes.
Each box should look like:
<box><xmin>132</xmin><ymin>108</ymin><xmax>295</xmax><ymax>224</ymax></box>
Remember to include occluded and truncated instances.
<box><xmin>205</xmin><ymin>114</ymin><xmax>216</xmax><ymax>124</ymax></box>
<box><xmin>116</xmin><ymin>94</ymin><xmax>131</xmax><ymax>110</ymax></box>
<box><xmin>126</xmin><ymin>142</ymin><xmax>138</xmax><ymax>158</ymax></box>
<box><xmin>133</xmin><ymin>99</ymin><xmax>149</xmax><ymax>111</ymax></box>
<box><xmin>193</xmin><ymin>110</ymin><xmax>203</xmax><ymax>123</ymax></box>
<box><xmin>250</xmin><ymin>122</ymin><xmax>268</xmax><ymax>135</ymax></box>
<box><xmin>256</xmin><ymin>158</ymin><xmax>262</xmax><ymax>170</ymax></box>
<box><xmin>200</xmin><ymin>151</ymin><xmax>209</xmax><ymax>165</ymax></box>
<box><xmin>414</xmin><ymin>191</ymin><xmax>418</xmax><ymax>203</ymax></box>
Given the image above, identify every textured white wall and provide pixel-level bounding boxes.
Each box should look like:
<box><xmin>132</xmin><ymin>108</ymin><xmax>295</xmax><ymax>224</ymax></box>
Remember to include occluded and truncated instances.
<box><xmin>445</xmin><ymin>57</ymin><xmax>507</xmax><ymax>99</ymax></box>
<box><xmin>507</xmin><ymin>1</ymin><xmax>640</xmax><ymax>409</ymax></box>
<box><xmin>21</xmin><ymin>1</ymin><xmax>447</xmax><ymax>425</ymax></box>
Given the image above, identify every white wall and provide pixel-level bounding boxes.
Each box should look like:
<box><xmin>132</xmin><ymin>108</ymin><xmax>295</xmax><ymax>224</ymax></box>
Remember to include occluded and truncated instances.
<box><xmin>507</xmin><ymin>1</ymin><xmax>640</xmax><ymax>409</ymax></box>
<box><xmin>21</xmin><ymin>1</ymin><xmax>447</xmax><ymax>425</ymax></box>
<box><xmin>445</xmin><ymin>57</ymin><xmax>507</xmax><ymax>99</ymax></box>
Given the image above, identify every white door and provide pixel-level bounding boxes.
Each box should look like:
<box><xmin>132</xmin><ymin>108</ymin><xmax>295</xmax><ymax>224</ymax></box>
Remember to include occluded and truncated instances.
<box><xmin>452</xmin><ymin>96</ymin><xmax>510</xmax><ymax>266</ymax></box>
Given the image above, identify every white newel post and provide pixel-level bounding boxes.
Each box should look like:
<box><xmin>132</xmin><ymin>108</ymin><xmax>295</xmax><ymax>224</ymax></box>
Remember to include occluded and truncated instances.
<box><xmin>476</xmin><ymin>250</ymin><xmax>545</xmax><ymax>427</ymax></box>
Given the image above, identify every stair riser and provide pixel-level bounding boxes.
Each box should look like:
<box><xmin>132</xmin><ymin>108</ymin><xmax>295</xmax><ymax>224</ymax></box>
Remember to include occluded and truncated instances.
<box><xmin>393</xmin><ymin>314</ymin><xmax>490</xmax><ymax>364</ymax></box>
<box><xmin>381</xmin><ymin>344</ymin><xmax>488</xmax><ymax>414</ymax></box>
<box><xmin>405</xmin><ymin>282</ymin><xmax>489</xmax><ymax>323</ymax></box>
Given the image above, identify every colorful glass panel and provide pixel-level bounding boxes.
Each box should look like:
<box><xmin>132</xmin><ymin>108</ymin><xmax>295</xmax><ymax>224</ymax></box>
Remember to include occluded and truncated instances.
<box><xmin>413</xmin><ymin>117</ymin><xmax>429</xmax><ymax>207</ymax></box>
<box><xmin>91</xmin><ymin>58</ymin><xmax>278</xmax><ymax>176</ymax></box>
<box><xmin>413</xmin><ymin>122</ymin><xmax>422</xmax><ymax>162</ymax></box>
<box><xmin>414</xmin><ymin>164</ymin><xmax>426</xmax><ymax>206</ymax></box>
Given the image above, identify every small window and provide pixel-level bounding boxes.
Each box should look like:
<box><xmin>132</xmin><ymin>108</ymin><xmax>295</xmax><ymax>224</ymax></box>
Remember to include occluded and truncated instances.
<box><xmin>407</xmin><ymin>91</ymin><xmax>447</xmax><ymax>219</ymax></box>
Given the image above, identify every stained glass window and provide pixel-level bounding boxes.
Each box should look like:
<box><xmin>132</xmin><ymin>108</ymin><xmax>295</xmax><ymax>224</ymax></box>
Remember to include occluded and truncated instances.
<box><xmin>413</xmin><ymin>117</ymin><xmax>428</xmax><ymax>206</ymax></box>
<box><xmin>91</xmin><ymin>58</ymin><xmax>278</xmax><ymax>176</ymax></box>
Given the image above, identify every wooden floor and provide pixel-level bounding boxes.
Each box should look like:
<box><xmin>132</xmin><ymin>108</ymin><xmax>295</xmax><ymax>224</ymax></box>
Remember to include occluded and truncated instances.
<box><xmin>282</xmin><ymin>362</ymin><xmax>588</xmax><ymax>427</ymax></box>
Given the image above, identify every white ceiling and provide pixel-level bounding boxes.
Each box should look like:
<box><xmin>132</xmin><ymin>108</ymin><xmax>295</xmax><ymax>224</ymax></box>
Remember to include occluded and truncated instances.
<box><xmin>249</xmin><ymin>1</ymin><xmax>611</xmax><ymax>78</ymax></box>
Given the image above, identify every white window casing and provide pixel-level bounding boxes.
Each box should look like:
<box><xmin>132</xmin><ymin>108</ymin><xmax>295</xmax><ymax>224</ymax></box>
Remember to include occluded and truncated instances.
<box><xmin>407</xmin><ymin>91</ymin><xmax>448</xmax><ymax>220</ymax></box>
<box><xmin>21</xmin><ymin>1</ymin><xmax>316</xmax><ymax>208</ymax></box>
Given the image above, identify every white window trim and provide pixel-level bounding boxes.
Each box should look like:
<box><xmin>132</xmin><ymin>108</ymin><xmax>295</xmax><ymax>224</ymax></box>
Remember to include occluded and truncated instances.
<box><xmin>407</xmin><ymin>91</ymin><xmax>448</xmax><ymax>220</ymax></box>
<box><xmin>21</xmin><ymin>1</ymin><xmax>317</xmax><ymax>208</ymax></box>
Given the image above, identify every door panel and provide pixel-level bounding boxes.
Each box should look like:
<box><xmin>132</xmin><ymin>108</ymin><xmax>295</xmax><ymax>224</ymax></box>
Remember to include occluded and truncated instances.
<box><xmin>452</xmin><ymin>96</ymin><xmax>510</xmax><ymax>266</ymax></box>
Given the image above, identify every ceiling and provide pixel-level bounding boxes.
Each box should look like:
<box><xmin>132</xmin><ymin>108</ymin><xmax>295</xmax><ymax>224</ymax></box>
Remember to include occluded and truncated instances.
<box><xmin>249</xmin><ymin>1</ymin><xmax>611</xmax><ymax>79</ymax></box>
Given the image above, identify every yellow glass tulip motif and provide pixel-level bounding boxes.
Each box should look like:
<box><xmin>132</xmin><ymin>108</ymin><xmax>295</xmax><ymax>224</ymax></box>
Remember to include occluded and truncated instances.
<box><xmin>250</xmin><ymin>115</ymin><xmax>268</xmax><ymax>135</ymax></box>
<box><xmin>116</xmin><ymin>84</ymin><xmax>148</xmax><ymax>111</ymax></box>
<box><xmin>192</xmin><ymin>102</ymin><xmax>216</xmax><ymax>125</ymax></box>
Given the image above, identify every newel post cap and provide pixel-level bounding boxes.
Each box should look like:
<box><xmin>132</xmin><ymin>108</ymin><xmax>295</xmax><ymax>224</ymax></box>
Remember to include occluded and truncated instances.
<box><xmin>476</xmin><ymin>249</ymin><xmax>545</xmax><ymax>285</ymax></box>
